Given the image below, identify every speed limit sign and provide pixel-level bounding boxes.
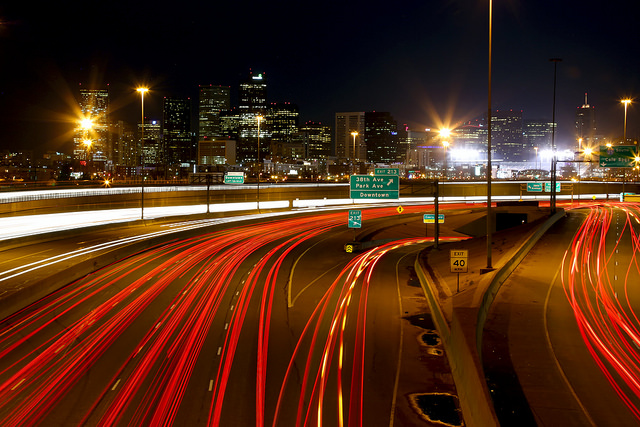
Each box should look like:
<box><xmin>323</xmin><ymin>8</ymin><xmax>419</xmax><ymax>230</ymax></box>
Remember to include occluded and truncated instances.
<box><xmin>450</xmin><ymin>249</ymin><xmax>468</xmax><ymax>273</ymax></box>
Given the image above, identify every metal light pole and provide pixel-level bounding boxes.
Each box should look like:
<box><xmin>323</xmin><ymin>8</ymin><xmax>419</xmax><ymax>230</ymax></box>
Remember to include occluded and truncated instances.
<box><xmin>351</xmin><ymin>131</ymin><xmax>358</xmax><ymax>173</ymax></box>
<box><xmin>137</xmin><ymin>87</ymin><xmax>149</xmax><ymax>220</ymax></box>
<box><xmin>257</xmin><ymin>115</ymin><xmax>263</xmax><ymax>212</ymax></box>
<box><xmin>486</xmin><ymin>0</ymin><xmax>493</xmax><ymax>270</ymax></box>
<box><xmin>550</xmin><ymin>58</ymin><xmax>562</xmax><ymax>214</ymax></box>
<box><xmin>622</xmin><ymin>99</ymin><xmax>632</xmax><ymax>198</ymax></box>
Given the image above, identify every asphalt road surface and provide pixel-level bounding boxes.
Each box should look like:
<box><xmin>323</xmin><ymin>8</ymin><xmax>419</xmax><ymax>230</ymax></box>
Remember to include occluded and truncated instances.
<box><xmin>0</xmin><ymin>205</ymin><xmax>467</xmax><ymax>426</ymax></box>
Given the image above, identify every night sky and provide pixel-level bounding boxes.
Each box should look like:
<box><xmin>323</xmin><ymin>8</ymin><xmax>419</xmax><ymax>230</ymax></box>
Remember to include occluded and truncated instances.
<box><xmin>0</xmin><ymin>0</ymin><xmax>638</xmax><ymax>154</ymax></box>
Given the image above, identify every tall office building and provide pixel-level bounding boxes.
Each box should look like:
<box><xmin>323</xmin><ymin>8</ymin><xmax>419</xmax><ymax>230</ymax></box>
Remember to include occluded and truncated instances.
<box><xmin>267</xmin><ymin>102</ymin><xmax>299</xmax><ymax>144</ymax></box>
<box><xmin>199</xmin><ymin>85</ymin><xmax>230</xmax><ymax>140</ymax></box>
<box><xmin>75</xmin><ymin>87</ymin><xmax>110</xmax><ymax>166</ymax></box>
<box><xmin>364</xmin><ymin>112</ymin><xmax>399</xmax><ymax>164</ymax></box>
<box><xmin>575</xmin><ymin>93</ymin><xmax>596</xmax><ymax>148</ymax></box>
<box><xmin>238</xmin><ymin>71</ymin><xmax>268</xmax><ymax>163</ymax></box>
<box><xmin>139</xmin><ymin>119</ymin><xmax>162</xmax><ymax>169</ymax></box>
<box><xmin>523</xmin><ymin>119</ymin><xmax>554</xmax><ymax>156</ymax></box>
<box><xmin>112</xmin><ymin>120</ymin><xmax>136</xmax><ymax>168</ymax></box>
<box><xmin>298</xmin><ymin>121</ymin><xmax>332</xmax><ymax>160</ymax></box>
<box><xmin>335</xmin><ymin>112</ymin><xmax>365</xmax><ymax>160</ymax></box>
<box><xmin>162</xmin><ymin>97</ymin><xmax>193</xmax><ymax>177</ymax></box>
<box><xmin>239</xmin><ymin>71</ymin><xmax>267</xmax><ymax>113</ymax></box>
<box><xmin>491</xmin><ymin>109</ymin><xmax>525</xmax><ymax>161</ymax></box>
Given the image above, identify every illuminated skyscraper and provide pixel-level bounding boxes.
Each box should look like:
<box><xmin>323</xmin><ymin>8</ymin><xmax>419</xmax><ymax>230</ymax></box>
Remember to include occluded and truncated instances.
<box><xmin>199</xmin><ymin>85</ymin><xmax>230</xmax><ymax>140</ymax></box>
<box><xmin>75</xmin><ymin>87</ymin><xmax>110</xmax><ymax>166</ymax></box>
<box><xmin>335</xmin><ymin>112</ymin><xmax>365</xmax><ymax>160</ymax></box>
<box><xmin>491</xmin><ymin>109</ymin><xmax>525</xmax><ymax>161</ymax></box>
<box><xmin>162</xmin><ymin>97</ymin><xmax>193</xmax><ymax>177</ymax></box>
<box><xmin>238</xmin><ymin>71</ymin><xmax>268</xmax><ymax>163</ymax></box>
<box><xmin>575</xmin><ymin>93</ymin><xmax>596</xmax><ymax>148</ymax></box>
<box><xmin>364</xmin><ymin>112</ymin><xmax>399</xmax><ymax>164</ymax></box>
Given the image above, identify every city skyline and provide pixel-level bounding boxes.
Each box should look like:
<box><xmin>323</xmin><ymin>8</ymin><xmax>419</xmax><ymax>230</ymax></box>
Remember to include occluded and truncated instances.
<box><xmin>0</xmin><ymin>1</ymin><xmax>638</xmax><ymax>153</ymax></box>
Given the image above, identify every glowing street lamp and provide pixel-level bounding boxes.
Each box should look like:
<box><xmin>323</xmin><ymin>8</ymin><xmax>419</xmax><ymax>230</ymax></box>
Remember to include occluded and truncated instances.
<box><xmin>622</xmin><ymin>99</ymin><xmax>632</xmax><ymax>143</ymax></box>
<box><xmin>137</xmin><ymin>87</ymin><xmax>149</xmax><ymax>220</ymax></box>
<box><xmin>351</xmin><ymin>131</ymin><xmax>359</xmax><ymax>162</ymax></box>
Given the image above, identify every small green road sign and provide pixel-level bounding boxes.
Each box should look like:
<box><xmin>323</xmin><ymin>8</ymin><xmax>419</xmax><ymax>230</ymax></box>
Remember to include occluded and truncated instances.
<box><xmin>224</xmin><ymin>173</ymin><xmax>244</xmax><ymax>184</ymax></box>
<box><xmin>544</xmin><ymin>182</ymin><xmax>561</xmax><ymax>192</ymax></box>
<box><xmin>599</xmin><ymin>145</ymin><xmax>638</xmax><ymax>168</ymax></box>
<box><xmin>527</xmin><ymin>182</ymin><xmax>543</xmax><ymax>192</ymax></box>
<box><xmin>348</xmin><ymin>210</ymin><xmax>362</xmax><ymax>228</ymax></box>
<box><xmin>423</xmin><ymin>214</ymin><xmax>444</xmax><ymax>224</ymax></box>
<box><xmin>374</xmin><ymin>168</ymin><xmax>400</xmax><ymax>176</ymax></box>
<box><xmin>349</xmin><ymin>175</ymin><xmax>399</xmax><ymax>199</ymax></box>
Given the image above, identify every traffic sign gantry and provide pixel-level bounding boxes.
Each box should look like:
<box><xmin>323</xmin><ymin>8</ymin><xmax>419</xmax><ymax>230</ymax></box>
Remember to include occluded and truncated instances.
<box><xmin>349</xmin><ymin>175</ymin><xmax>399</xmax><ymax>199</ymax></box>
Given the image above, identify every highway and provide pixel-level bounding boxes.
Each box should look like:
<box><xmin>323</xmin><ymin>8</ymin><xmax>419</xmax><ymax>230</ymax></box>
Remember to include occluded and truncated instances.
<box><xmin>0</xmin><ymin>205</ymin><xmax>468</xmax><ymax>426</ymax></box>
<box><xmin>484</xmin><ymin>203</ymin><xmax>640</xmax><ymax>426</ymax></box>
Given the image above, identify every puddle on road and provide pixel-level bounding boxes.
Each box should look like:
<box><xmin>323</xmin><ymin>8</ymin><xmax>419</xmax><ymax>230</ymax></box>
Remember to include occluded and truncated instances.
<box><xmin>404</xmin><ymin>313</ymin><xmax>435</xmax><ymax>330</ymax></box>
<box><xmin>409</xmin><ymin>392</ymin><xmax>463</xmax><ymax>426</ymax></box>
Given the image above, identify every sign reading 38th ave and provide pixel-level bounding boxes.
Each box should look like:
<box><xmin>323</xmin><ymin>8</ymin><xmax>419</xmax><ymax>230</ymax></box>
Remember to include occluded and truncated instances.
<box><xmin>349</xmin><ymin>175</ymin><xmax>399</xmax><ymax>199</ymax></box>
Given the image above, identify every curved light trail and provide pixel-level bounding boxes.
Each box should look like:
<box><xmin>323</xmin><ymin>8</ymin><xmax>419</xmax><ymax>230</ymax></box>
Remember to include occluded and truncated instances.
<box><xmin>562</xmin><ymin>203</ymin><xmax>640</xmax><ymax>420</ymax></box>
<box><xmin>0</xmin><ymin>206</ymin><xmax>467</xmax><ymax>425</ymax></box>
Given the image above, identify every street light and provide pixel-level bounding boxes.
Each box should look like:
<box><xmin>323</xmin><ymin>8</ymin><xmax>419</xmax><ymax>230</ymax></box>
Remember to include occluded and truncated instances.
<box><xmin>534</xmin><ymin>146</ymin><xmax>539</xmax><ymax>172</ymax></box>
<box><xmin>485</xmin><ymin>0</ymin><xmax>494</xmax><ymax>270</ymax></box>
<box><xmin>257</xmin><ymin>115</ymin><xmax>263</xmax><ymax>212</ymax></box>
<box><xmin>442</xmin><ymin>139</ymin><xmax>450</xmax><ymax>180</ymax></box>
<box><xmin>351</xmin><ymin>131</ymin><xmax>359</xmax><ymax>173</ymax></box>
<box><xmin>137</xmin><ymin>87</ymin><xmax>149</xmax><ymax>220</ymax></box>
<box><xmin>622</xmin><ymin>99</ymin><xmax>632</xmax><ymax>143</ymax></box>
<box><xmin>549</xmin><ymin>58</ymin><xmax>562</xmax><ymax>214</ymax></box>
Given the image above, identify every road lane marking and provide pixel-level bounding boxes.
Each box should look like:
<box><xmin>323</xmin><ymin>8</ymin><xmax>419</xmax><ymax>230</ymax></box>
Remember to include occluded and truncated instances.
<box><xmin>11</xmin><ymin>378</ymin><xmax>26</xmax><ymax>391</ymax></box>
<box><xmin>111</xmin><ymin>379</ymin><xmax>121</xmax><ymax>391</ymax></box>
<box><xmin>224</xmin><ymin>323</ymin><xmax>228</xmax><ymax>330</ymax></box>
<box><xmin>217</xmin><ymin>347</ymin><xmax>222</xmax><ymax>356</ymax></box>
<box><xmin>209</xmin><ymin>380</ymin><xmax>214</xmax><ymax>391</ymax></box>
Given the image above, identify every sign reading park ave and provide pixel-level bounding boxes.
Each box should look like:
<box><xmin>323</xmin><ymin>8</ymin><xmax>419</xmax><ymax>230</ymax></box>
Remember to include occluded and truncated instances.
<box><xmin>349</xmin><ymin>175</ymin><xmax>399</xmax><ymax>199</ymax></box>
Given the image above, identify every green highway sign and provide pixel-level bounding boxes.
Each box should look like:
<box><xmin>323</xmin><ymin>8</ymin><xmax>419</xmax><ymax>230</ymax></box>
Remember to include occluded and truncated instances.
<box><xmin>224</xmin><ymin>173</ymin><xmax>245</xmax><ymax>184</ymax></box>
<box><xmin>348</xmin><ymin>210</ymin><xmax>362</xmax><ymax>228</ymax></box>
<box><xmin>527</xmin><ymin>182</ymin><xmax>560</xmax><ymax>192</ymax></box>
<box><xmin>349</xmin><ymin>175</ymin><xmax>399</xmax><ymax>199</ymax></box>
<box><xmin>527</xmin><ymin>182</ymin><xmax>543</xmax><ymax>192</ymax></box>
<box><xmin>374</xmin><ymin>168</ymin><xmax>400</xmax><ymax>176</ymax></box>
<box><xmin>423</xmin><ymin>214</ymin><xmax>444</xmax><ymax>224</ymax></box>
<box><xmin>544</xmin><ymin>182</ymin><xmax>561</xmax><ymax>192</ymax></box>
<box><xmin>599</xmin><ymin>145</ymin><xmax>638</xmax><ymax>168</ymax></box>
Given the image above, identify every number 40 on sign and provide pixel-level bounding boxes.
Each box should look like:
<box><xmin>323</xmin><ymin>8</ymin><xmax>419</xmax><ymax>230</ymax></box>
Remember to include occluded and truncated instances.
<box><xmin>450</xmin><ymin>249</ymin><xmax>468</xmax><ymax>273</ymax></box>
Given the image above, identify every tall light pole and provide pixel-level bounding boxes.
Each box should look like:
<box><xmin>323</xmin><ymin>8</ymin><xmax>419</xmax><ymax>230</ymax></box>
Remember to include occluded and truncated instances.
<box><xmin>137</xmin><ymin>87</ymin><xmax>149</xmax><ymax>220</ymax></box>
<box><xmin>486</xmin><ymin>0</ymin><xmax>493</xmax><ymax>270</ymax></box>
<box><xmin>549</xmin><ymin>58</ymin><xmax>562</xmax><ymax>214</ymax></box>
<box><xmin>257</xmin><ymin>115</ymin><xmax>263</xmax><ymax>212</ymax></box>
<box><xmin>442</xmin><ymin>140</ymin><xmax>450</xmax><ymax>180</ymax></box>
<box><xmin>534</xmin><ymin>146</ymin><xmax>539</xmax><ymax>172</ymax></box>
<box><xmin>439</xmin><ymin>128</ymin><xmax>451</xmax><ymax>181</ymax></box>
<box><xmin>622</xmin><ymin>99</ymin><xmax>632</xmax><ymax>143</ymax></box>
<box><xmin>351</xmin><ymin>131</ymin><xmax>358</xmax><ymax>173</ymax></box>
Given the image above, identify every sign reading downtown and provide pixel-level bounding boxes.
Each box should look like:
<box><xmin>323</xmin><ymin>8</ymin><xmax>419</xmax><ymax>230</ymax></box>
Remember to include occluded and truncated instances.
<box><xmin>350</xmin><ymin>175</ymin><xmax>399</xmax><ymax>199</ymax></box>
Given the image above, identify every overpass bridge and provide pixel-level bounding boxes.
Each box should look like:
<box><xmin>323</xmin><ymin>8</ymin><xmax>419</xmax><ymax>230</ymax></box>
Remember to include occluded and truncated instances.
<box><xmin>0</xmin><ymin>180</ymin><xmax>633</xmax><ymax>219</ymax></box>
